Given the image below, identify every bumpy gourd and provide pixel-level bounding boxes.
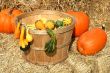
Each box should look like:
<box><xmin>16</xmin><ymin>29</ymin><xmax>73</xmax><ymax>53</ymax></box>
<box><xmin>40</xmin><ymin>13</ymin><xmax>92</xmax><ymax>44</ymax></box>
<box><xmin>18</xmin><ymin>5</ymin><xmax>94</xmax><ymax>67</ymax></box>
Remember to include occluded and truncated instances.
<box><xmin>35</xmin><ymin>20</ymin><xmax>45</xmax><ymax>30</ymax></box>
<box><xmin>63</xmin><ymin>17</ymin><xmax>72</xmax><ymax>26</ymax></box>
<box><xmin>45</xmin><ymin>20</ymin><xmax>55</xmax><ymax>29</ymax></box>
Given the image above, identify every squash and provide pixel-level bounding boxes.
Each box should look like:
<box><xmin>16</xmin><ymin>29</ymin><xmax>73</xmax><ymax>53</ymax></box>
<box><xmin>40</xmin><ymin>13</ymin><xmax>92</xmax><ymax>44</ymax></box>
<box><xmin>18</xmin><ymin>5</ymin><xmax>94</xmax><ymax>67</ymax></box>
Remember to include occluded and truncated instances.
<box><xmin>26</xmin><ymin>28</ymin><xmax>33</xmax><ymax>43</ymax></box>
<box><xmin>66</xmin><ymin>10</ymin><xmax>89</xmax><ymax>37</ymax></box>
<box><xmin>77</xmin><ymin>28</ymin><xmax>107</xmax><ymax>55</ymax></box>
<box><xmin>19</xmin><ymin>26</ymin><xmax>25</xmax><ymax>48</ymax></box>
<box><xmin>14</xmin><ymin>22</ymin><xmax>21</xmax><ymax>39</ymax></box>
<box><xmin>55</xmin><ymin>20</ymin><xmax>63</xmax><ymax>27</ymax></box>
<box><xmin>45</xmin><ymin>20</ymin><xmax>55</xmax><ymax>29</ymax></box>
<box><xmin>0</xmin><ymin>8</ymin><xmax>23</xmax><ymax>33</ymax></box>
<box><xmin>63</xmin><ymin>17</ymin><xmax>72</xmax><ymax>26</ymax></box>
<box><xmin>35</xmin><ymin>20</ymin><xmax>45</xmax><ymax>30</ymax></box>
<box><xmin>19</xmin><ymin>27</ymin><xmax>29</xmax><ymax>51</ymax></box>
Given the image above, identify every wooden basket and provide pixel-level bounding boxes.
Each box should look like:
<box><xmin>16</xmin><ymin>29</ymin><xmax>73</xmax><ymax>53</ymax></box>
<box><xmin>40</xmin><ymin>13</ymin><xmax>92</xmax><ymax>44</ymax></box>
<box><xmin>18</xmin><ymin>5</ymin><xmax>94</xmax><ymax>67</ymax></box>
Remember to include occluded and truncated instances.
<box><xmin>17</xmin><ymin>10</ymin><xmax>75</xmax><ymax>65</ymax></box>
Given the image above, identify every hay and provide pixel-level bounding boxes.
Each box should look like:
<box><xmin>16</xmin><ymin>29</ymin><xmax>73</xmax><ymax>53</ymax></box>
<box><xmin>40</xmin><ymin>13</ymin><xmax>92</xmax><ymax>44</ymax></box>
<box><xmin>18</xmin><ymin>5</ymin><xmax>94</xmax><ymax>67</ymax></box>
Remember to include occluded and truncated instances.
<box><xmin>96</xmin><ymin>55</ymin><xmax>110</xmax><ymax>73</ymax></box>
<box><xmin>0</xmin><ymin>0</ymin><xmax>110</xmax><ymax>73</ymax></box>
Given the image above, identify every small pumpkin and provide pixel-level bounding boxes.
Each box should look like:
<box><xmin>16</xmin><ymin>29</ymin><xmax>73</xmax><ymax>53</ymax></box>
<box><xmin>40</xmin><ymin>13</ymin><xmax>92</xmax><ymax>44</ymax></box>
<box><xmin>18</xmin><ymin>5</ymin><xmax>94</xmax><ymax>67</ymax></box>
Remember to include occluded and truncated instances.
<box><xmin>63</xmin><ymin>17</ymin><xmax>72</xmax><ymax>26</ymax></box>
<box><xmin>35</xmin><ymin>20</ymin><xmax>45</xmax><ymax>30</ymax></box>
<box><xmin>0</xmin><ymin>8</ymin><xmax>23</xmax><ymax>33</ymax></box>
<box><xmin>45</xmin><ymin>20</ymin><xmax>55</xmax><ymax>29</ymax></box>
<box><xmin>55</xmin><ymin>20</ymin><xmax>63</xmax><ymax>27</ymax></box>
<box><xmin>77</xmin><ymin>28</ymin><xmax>107</xmax><ymax>55</ymax></box>
<box><xmin>66</xmin><ymin>10</ymin><xmax>89</xmax><ymax>37</ymax></box>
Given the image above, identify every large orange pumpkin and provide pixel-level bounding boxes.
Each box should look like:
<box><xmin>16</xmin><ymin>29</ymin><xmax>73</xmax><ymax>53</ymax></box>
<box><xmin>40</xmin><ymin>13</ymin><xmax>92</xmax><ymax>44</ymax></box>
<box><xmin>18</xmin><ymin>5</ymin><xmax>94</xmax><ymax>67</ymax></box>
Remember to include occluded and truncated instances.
<box><xmin>0</xmin><ymin>8</ymin><xmax>23</xmax><ymax>33</ymax></box>
<box><xmin>77</xmin><ymin>28</ymin><xmax>107</xmax><ymax>55</ymax></box>
<box><xmin>66</xmin><ymin>10</ymin><xmax>90</xmax><ymax>37</ymax></box>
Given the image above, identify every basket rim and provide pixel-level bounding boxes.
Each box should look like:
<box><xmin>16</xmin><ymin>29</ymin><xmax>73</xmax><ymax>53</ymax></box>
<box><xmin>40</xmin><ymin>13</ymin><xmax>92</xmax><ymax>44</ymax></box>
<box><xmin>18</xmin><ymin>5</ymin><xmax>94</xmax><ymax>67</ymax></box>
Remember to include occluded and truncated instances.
<box><xmin>16</xmin><ymin>10</ymin><xmax>75</xmax><ymax>34</ymax></box>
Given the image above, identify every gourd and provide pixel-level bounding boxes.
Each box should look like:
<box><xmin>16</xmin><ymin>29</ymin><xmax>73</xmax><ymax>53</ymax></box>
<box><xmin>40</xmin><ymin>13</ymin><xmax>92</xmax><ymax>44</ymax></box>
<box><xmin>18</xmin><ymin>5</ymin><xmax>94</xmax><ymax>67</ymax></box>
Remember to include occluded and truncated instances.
<box><xmin>77</xmin><ymin>28</ymin><xmax>107</xmax><ymax>55</ymax></box>
<box><xmin>63</xmin><ymin>17</ymin><xmax>72</xmax><ymax>26</ymax></box>
<box><xmin>14</xmin><ymin>22</ymin><xmax>21</xmax><ymax>39</ymax></box>
<box><xmin>45</xmin><ymin>20</ymin><xmax>55</xmax><ymax>29</ymax></box>
<box><xmin>55</xmin><ymin>20</ymin><xmax>63</xmax><ymax>27</ymax></box>
<box><xmin>66</xmin><ymin>10</ymin><xmax>89</xmax><ymax>37</ymax></box>
<box><xmin>19</xmin><ymin>27</ymin><xmax>29</xmax><ymax>51</ymax></box>
<box><xmin>35</xmin><ymin>20</ymin><xmax>45</xmax><ymax>30</ymax></box>
<box><xmin>26</xmin><ymin>28</ymin><xmax>33</xmax><ymax>43</ymax></box>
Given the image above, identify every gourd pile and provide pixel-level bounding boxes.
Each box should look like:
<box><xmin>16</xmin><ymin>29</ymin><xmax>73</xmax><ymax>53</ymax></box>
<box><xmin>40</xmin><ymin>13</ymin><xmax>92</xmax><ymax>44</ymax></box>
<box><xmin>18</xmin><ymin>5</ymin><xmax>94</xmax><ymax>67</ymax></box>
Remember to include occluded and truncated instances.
<box><xmin>26</xmin><ymin>17</ymin><xmax>72</xmax><ymax>30</ymax></box>
<box><xmin>14</xmin><ymin>17</ymin><xmax>72</xmax><ymax>53</ymax></box>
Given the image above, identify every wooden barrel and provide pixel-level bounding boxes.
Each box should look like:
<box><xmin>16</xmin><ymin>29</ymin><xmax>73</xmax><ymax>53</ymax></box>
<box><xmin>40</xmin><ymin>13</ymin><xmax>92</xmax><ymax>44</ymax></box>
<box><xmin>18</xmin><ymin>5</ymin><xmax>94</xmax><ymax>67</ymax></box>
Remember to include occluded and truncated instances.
<box><xmin>17</xmin><ymin>10</ymin><xmax>75</xmax><ymax>65</ymax></box>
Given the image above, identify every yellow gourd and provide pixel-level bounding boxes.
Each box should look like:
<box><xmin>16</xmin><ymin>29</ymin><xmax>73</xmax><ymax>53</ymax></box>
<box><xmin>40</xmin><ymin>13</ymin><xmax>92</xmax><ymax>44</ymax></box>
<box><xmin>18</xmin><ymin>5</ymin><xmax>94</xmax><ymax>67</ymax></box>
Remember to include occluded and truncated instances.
<box><xmin>63</xmin><ymin>17</ymin><xmax>72</xmax><ymax>26</ymax></box>
<box><xmin>19</xmin><ymin>26</ymin><xmax>28</xmax><ymax>48</ymax></box>
<box><xmin>41</xmin><ymin>18</ymin><xmax>47</xmax><ymax>24</ymax></box>
<box><xmin>45</xmin><ymin>20</ymin><xmax>55</xmax><ymax>29</ymax></box>
<box><xmin>26</xmin><ymin>28</ymin><xmax>33</xmax><ymax>42</ymax></box>
<box><xmin>35</xmin><ymin>20</ymin><xmax>45</xmax><ymax>30</ymax></box>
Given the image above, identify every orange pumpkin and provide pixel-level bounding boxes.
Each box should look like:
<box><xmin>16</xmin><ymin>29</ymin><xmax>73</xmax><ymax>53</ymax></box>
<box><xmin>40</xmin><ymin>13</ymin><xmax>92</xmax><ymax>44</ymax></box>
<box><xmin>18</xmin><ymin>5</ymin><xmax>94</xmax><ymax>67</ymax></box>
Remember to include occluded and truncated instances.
<box><xmin>1</xmin><ymin>8</ymin><xmax>22</xmax><ymax>16</ymax></box>
<box><xmin>77</xmin><ymin>28</ymin><xmax>107</xmax><ymax>55</ymax></box>
<box><xmin>0</xmin><ymin>8</ymin><xmax>23</xmax><ymax>33</ymax></box>
<box><xmin>66</xmin><ymin>10</ymin><xmax>89</xmax><ymax>37</ymax></box>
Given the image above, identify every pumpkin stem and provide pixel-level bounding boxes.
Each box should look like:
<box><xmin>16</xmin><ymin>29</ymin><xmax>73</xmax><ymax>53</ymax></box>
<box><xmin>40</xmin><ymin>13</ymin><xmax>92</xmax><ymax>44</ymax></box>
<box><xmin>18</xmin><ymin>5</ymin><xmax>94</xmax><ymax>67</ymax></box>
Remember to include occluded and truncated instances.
<box><xmin>8</xmin><ymin>7</ymin><xmax>16</xmax><ymax>15</ymax></box>
<box><xmin>102</xmin><ymin>24</ymin><xmax>105</xmax><ymax>31</ymax></box>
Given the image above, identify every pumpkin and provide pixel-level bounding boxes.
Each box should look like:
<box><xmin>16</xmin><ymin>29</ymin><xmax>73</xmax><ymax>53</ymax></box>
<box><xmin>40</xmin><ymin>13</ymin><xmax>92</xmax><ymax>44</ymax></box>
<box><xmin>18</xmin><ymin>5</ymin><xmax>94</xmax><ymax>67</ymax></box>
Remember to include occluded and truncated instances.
<box><xmin>0</xmin><ymin>8</ymin><xmax>23</xmax><ymax>33</ymax></box>
<box><xmin>66</xmin><ymin>10</ymin><xmax>89</xmax><ymax>37</ymax></box>
<box><xmin>1</xmin><ymin>8</ymin><xmax>23</xmax><ymax>16</ymax></box>
<box><xmin>0</xmin><ymin>13</ymin><xmax>12</xmax><ymax>33</ymax></box>
<box><xmin>77</xmin><ymin>28</ymin><xmax>107</xmax><ymax>55</ymax></box>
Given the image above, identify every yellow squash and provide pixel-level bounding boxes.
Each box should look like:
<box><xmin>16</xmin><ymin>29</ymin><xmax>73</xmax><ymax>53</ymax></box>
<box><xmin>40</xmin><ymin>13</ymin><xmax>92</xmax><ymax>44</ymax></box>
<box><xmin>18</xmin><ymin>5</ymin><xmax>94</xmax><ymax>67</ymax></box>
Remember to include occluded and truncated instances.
<box><xmin>19</xmin><ymin>26</ymin><xmax>28</xmax><ymax>48</ymax></box>
<box><xmin>26</xmin><ymin>28</ymin><xmax>33</xmax><ymax>42</ymax></box>
<box><xmin>45</xmin><ymin>20</ymin><xmax>55</xmax><ymax>29</ymax></box>
<box><xmin>35</xmin><ymin>20</ymin><xmax>45</xmax><ymax>30</ymax></box>
<box><xmin>63</xmin><ymin>17</ymin><xmax>72</xmax><ymax>26</ymax></box>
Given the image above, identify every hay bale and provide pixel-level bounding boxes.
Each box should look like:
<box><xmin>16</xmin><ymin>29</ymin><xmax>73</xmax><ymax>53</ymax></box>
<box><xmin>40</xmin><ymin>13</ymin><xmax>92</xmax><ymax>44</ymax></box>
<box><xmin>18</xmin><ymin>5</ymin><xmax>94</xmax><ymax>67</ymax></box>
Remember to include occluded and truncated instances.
<box><xmin>67</xmin><ymin>53</ymin><xmax>93</xmax><ymax>73</ymax></box>
<box><xmin>96</xmin><ymin>55</ymin><xmax>110</xmax><ymax>73</ymax></box>
<box><xmin>49</xmin><ymin>62</ymin><xmax>73</xmax><ymax>73</ymax></box>
<box><xmin>85</xmin><ymin>56</ymin><xmax>99</xmax><ymax>73</ymax></box>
